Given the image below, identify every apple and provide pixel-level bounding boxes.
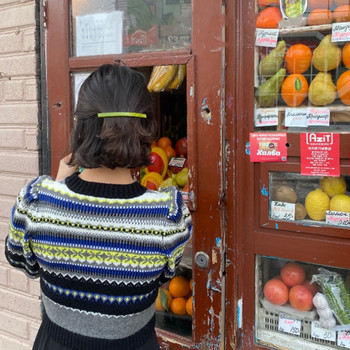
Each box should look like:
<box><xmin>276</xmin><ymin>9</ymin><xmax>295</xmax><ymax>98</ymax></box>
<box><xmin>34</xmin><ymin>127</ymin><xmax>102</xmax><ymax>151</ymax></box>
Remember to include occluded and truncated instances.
<box><xmin>175</xmin><ymin>137</ymin><xmax>187</xmax><ymax>157</ymax></box>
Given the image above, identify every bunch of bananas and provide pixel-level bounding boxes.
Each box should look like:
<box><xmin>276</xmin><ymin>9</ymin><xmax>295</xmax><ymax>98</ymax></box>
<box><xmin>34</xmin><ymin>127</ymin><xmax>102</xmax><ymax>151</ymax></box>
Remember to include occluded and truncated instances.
<box><xmin>147</xmin><ymin>64</ymin><xmax>186</xmax><ymax>92</ymax></box>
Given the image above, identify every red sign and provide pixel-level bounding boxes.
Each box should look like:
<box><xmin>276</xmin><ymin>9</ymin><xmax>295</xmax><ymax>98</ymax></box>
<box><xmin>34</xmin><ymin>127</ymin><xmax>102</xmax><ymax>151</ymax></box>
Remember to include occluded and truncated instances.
<box><xmin>300</xmin><ymin>133</ymin><xmax>340</xmax><ymax>177</ymax></box>
<box><xmin>249</xmin><ymin>132</ymin><xmax>288</xmax><ymax>162</ymax></box>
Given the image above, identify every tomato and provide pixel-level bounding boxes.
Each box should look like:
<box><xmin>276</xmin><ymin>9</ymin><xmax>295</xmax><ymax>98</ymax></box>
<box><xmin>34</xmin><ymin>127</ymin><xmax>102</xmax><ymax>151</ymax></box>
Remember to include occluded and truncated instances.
<box><xmin>263</xmin><ymin>279</ymin><xmax>289</xmax><ymax>305</ymax></box>
<box><xmin>289</xmin><ymin>285</ymin><xmax>314</xmax><ymax>311</ymax></box>
<box><xmin>280</xmin><ymin>262</ymin><xmax>306</xmax><ymax>287</ymax></box>
<box><xmin>303</xmin><ymin>279</ymin><xmax>318</xmax><ymax>296</ymax></box>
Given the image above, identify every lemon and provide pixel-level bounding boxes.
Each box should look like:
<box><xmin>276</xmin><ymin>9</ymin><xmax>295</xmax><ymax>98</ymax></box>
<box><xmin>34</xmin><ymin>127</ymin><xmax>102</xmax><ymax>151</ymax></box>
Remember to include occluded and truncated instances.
<box><xmin>330</xmin><ymin>194</ymin><xmax>350</xmax><ymax>214</ymax></box>
<box><xmin>305</xmin><ymin>188</ymin><xmax>330</xmax><ymax>221</ymax></box>
<box><xmin>320</xmin><ymin>176</ymin><xmax>346</xmax><ymax>197</ymax></box>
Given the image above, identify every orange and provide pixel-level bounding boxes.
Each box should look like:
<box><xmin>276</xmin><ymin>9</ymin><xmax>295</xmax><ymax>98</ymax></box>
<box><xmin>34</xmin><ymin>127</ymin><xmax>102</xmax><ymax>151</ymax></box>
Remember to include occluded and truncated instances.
<box><xmin>333</xmin><ymin>5</ymin><xmax>350</xmax><ymax>22</ymax></box>
<box><xmin>186</xmin><ymin>296</ymin><xmax>193</xmax><ymax>316</ymax></box>
<box><xmin>285</xmin><ymin>44</ymin><xmax>312</xmax><ymax>74</ymax></box>
<box><xmin>307</xmin><ymin>9</ymin><xmax>332</xmax><ymax>26</ymax></box>
<box><xmin>151</xmin><ymin>140</ymin><xmax>157</xmax><ymax>147</ymax></box>
<box><xmin>155</xmin><ymin>288</ymin><xmax>172</xmax><ymax>311</ymax></box>
<box><xmin>169</xmin><ymin>276</ymin><xmax>190</xmax><ymax>298</ymax></box>
<box><xmin>334</xmin><ymin>0</ymin><xmax>350</xmax><ymax>5</ymax></box>
<box><xmin>189</xmin><ymin>278</ymin><xmax>193</xmax><ymax>292</ymax></box>
<box><xmin>336</xmin><ymin>70</ymin><xmax>350</xmax><ymax>105</ymax></box>
<box><xmin>157</xmin><ymin>137</ymin><xmax>172</xmax><ymax>150</ymax></box>
<box><xmin>281</xmin><ymin>74</ymin><xmax>309</xmax><ymax>107</ymax></box>
<box><xmin>258</xmin><ymin>0</ymin><xmax>280</xmax><ymax>6</ymax></box>
<box><xmin>256</xmin><ymin>6</ymin><xmax>282</xmax><ymax>28</ymax></box>
<box><xmin>170</xmin><ymin>297</ymin><xmax>187</xmax><ymax>315</ymax></box>
<box><xmin>308</xmin><ymin>0</ymin><xmax>332</xmax><ymax>9</ymax></box>
<box><xmin>164</xmin><ymin>145</ymin><xmax>176</xmax><ymax>161</ymax></box>
<box><xmin>343</xmin><ymin>42</ymin><xmax>350</xmax><ymax>69</ymax></box>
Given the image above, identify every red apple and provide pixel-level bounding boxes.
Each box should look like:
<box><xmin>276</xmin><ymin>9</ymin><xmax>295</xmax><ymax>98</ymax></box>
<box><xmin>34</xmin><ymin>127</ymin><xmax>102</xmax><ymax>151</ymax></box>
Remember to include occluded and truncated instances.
<box><xmin>148</xmin><ymin>152</ymin><xmax>164</xmax><ymax>174</ymax></box>
<box><xmin>175</xmin><ymin>137</ymin><xmax>187</xmax><ymax>157</ymax></box>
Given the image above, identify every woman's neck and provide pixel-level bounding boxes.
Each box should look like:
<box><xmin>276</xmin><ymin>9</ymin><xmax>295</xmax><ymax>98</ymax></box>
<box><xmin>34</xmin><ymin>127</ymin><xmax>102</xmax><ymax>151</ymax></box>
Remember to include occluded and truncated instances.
<box><xmin>78</xmin><ymin>167</ymin><xmax>134</xmax><ymax>185</ymax></box>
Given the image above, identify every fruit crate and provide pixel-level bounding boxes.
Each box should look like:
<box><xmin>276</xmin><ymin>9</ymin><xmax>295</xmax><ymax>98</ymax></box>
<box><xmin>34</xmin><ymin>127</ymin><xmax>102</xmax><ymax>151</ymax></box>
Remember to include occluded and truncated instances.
<box><xmin>155</xmin><ymin>311</ymin><xmax>192</xmax><ymax>338</ymax></box>
<box><xmin>257</xmin><ymin>306</ymin><xmax>340</xmax><ymax>349</ymax></box>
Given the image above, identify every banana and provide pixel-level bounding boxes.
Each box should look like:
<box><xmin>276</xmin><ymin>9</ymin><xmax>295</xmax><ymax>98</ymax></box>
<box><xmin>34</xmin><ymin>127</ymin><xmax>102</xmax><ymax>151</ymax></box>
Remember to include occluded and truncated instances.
<box><xmin>147</xmin><ymin>65</ymin><xmax>177</xmax><ymax>92</ymax></box>
<box><xmin>166</xmin><ymin>65</ymin><xmax>186</xmax><ymax>90</ymax></box>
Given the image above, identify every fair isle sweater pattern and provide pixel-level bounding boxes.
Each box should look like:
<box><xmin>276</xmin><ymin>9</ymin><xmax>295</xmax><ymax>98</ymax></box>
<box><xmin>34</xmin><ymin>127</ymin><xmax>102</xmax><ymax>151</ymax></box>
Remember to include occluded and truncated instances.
<box><xmin>5</xmin><ymin>174</ymin><xmax>192</xmax><ymax>350</ymax></box>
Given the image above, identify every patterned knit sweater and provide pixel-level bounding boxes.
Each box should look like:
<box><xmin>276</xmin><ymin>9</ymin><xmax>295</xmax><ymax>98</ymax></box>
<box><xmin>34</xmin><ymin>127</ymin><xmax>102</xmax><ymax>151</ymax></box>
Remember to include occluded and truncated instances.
<box><xmin>5</xmin><ymin>173</ymin><xmax>192</xmax><ymax>350</ymax></box>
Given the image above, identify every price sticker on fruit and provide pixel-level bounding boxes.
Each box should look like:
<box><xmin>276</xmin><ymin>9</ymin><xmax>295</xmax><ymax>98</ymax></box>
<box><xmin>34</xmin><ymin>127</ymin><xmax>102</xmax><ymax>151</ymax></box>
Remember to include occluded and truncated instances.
<box><xmin>255</xmin><ymin>28</ymin><xmax>279</xmax><ymax>47</ymax></box>
<box><xmin>278</xmin><ymin>314</ymin><xmax>301</xmax><ymax>336</ymax></box>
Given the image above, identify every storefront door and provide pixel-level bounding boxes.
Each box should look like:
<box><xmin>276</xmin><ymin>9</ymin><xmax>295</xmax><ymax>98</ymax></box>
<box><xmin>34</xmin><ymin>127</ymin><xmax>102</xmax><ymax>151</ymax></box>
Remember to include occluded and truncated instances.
<box><xmin>45</xmin><ymin>1</ymin><xmax>226</xmax><ymax>349</ymax></box>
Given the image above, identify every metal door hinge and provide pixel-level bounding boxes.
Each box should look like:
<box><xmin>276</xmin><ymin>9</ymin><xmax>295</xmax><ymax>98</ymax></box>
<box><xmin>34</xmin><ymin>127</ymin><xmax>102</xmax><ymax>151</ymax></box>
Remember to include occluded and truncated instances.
<box><xmin>42</xmin><ymin>0</ymin><xmax>48</xmax><ymax>29</ymax></box>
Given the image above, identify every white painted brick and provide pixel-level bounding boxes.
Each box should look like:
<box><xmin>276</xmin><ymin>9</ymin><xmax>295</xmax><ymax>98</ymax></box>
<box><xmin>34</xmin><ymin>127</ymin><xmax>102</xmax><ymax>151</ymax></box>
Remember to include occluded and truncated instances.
<box><xmin>0</xmin><ymin>331</ymin><xmax>32</xmax><ymax>350</ymax></box>
<box><xmin>0</xmin><ymin>175</ymin><xmax>27</xmax><ymax>197</ymax></box>
<box><xmin>4</xmin><ymin>80</ymin><xmax>24</xmax><ymax>101</ymax></box>
<box><xmin>25</xmin><ymin>129</ymin><xmax>38</xmax><ymax>151</ymax></box>
<box><xmin>0</xmin><ymin>243</ymin><xmax>7</xmax><ymax>263</ymax></box>
<box><xmin>0</xmin><ymin>104</ymin><xmax>38</xmax><ymax>125</ymax></box>
<box><xmin>23</xmin><ymin>29</ymin><xmax>35</xmax><ymax>52</ymax></box>
<box><xmin>28</xmin><ymin>320</ymin><xmax>40</xmax><ymax>343</ymax></box>
<box><xmin>9</xmin><ymin>268</ymin><xmax>29</xmax><ymax>293</ymax></box>
<box><xmin>0</xmin><ymin>31</ymin><xmax>23</xmax><ymax>54</ymax></box>
<box><xmin>0</xmin><ymin>152</ymin><xmax>39</xmax><ymax>175</ymax></box>
<box><xmin>0</xmin><ymin>288</ymin><xmax>41</xmax><ymax>319</ymax></box>
<box><xmin>0</xmin><ymin>129</ymin><xmax>25</xmax><ymax>149</ymax></box>
<box><xmin>0</xmin><ymin>197</ymin><xmax>15</xmax><ymax>221</ymax></box>
<box><xmin>0</xmin><ymin>54</ymin><xmax>36</xmax><ymax>77</ymax></box>
<box><xmin>0</xmin><ymin>220</ymin><xmax>8</xmax><ymax>242</ymax></box>
<box><xmin>28</xmin><ymin>278</ymin><xmax>40</xmax><ymax>297</ymax></box>
<box><xmin>24</xmin><ymin>80</ymin><xmax>37</xmax><ymax>101</ymax></box>
<box><xmin>0</xmin><ymin>81</ymin><xmax>3</xmax><ymax>101</ymax></box>
<box><xmin>0</xmin><ymin>3</ymin><xmax>35</xmax><ymax>30</ymax></box>
<box><xmin>0</xmin><ymin>265</ymin><xmax>9</xmax><ymax>287</ymax></box>
<box><xmin>0</xmin><ymin>310</ymin><xmax>29</xmax><ymax>339</ymax></box>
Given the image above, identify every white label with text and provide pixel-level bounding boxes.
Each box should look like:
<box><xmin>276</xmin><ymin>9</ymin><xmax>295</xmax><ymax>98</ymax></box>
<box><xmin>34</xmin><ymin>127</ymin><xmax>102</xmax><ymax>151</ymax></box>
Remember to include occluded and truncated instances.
<box><xmin>278</xmin><ymin>314</ymin><xmax>301</xmax><ymax>336</ymax></box>
<box><xmin>326</xmin><ymin>211</ymin><xmax>350</xmax><ymax>227</ymax></box>
<box><xmin>255</xmin><ymin>29</ymin><xmax>279</xmax><ymax>47</ymax></box>
<box><xmin>271</xmin><ymin>201</ymin><xmax>295</xmax><ymax>221</ymax></box>
<box><xmin>338</xmin><ymin>330</ymin><xmax>350</xmax><ymax>349</ymax></box>
<box><xmin>332</xmin><ymin>22</ymin><xmax>350</xmax><ymax>42</ymax></box>
<box><xmin>311</xmin><ymin>321</ymin><xmax>336</xmax><ymax>342</ymax></box>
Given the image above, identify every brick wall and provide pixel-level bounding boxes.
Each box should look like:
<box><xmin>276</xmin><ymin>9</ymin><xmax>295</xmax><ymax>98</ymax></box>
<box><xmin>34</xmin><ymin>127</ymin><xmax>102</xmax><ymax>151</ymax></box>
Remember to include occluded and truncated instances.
<box><xmin>0</xmin><ymin>1</ymin><xmax>41</xmax><ymax>349</ymax></box>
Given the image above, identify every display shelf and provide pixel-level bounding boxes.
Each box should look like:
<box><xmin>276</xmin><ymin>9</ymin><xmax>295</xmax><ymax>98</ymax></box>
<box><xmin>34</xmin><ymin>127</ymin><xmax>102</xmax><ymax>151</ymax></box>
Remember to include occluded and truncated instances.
<box><xmin>279</xmin><ymin>24</ymin><xmax>333</xmax><ymax>35</ymax></box>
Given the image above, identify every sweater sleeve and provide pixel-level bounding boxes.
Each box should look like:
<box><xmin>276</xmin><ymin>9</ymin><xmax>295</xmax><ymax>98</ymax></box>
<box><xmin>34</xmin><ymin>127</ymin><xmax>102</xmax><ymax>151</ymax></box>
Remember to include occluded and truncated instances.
<box><xmin>162</xmin><ymin>189</ymin><xmax>192</xmax><ymax>280</ymax></box>
<box><xmin>5</xmin><ymin>176</ymin><xmax>50</xmax><ymax>278</ymax></box>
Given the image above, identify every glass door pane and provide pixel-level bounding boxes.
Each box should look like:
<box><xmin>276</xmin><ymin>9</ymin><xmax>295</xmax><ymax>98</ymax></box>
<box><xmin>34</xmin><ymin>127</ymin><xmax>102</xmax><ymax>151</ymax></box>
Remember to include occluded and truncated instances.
<box><xmin>70</xmin><ymin>0</ymin><xmax>192</xmax><ymax>56</ymax></box>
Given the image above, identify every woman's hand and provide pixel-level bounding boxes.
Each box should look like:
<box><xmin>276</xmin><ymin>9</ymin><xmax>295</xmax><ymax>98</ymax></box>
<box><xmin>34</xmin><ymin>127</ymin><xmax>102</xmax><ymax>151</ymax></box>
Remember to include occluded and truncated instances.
<box><xmin>56</xmin><ymin>154</ymin><xmax>78</xmax><ymax>180</ymax></box>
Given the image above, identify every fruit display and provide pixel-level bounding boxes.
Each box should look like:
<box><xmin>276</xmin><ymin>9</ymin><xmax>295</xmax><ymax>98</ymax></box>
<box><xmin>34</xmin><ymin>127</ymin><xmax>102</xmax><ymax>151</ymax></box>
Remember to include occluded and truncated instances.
<box><xmin>255</xmin><ymin>1</ymin><xmax>350</xmax><ymax>118</ymax></box>
<box><xmin>156</xmin><ymin>273</ymin><xmax>193</xmax><ymax>317</ymax></box>
<box><xmin>262</xmin><ymin>261</ymin><xmax>318</xmax><ymax>312</ymax></box>
<box><xmin>270</xmin><ymin>174</ymin><xmax>350</xmax><ymax>224</ymax></box>
<box><xmin>140</xmin><ymin>136</ymin><xmax>189</xmax><ymax>193</ymax></box>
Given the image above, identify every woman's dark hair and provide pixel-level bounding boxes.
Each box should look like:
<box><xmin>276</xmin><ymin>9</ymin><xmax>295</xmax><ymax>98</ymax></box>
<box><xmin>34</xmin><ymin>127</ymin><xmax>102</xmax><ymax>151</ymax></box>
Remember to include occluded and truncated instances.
<box><xmin>69</xmin><ymin>64</ymin><xmax>156</xmax><ymax>169</ymax></box>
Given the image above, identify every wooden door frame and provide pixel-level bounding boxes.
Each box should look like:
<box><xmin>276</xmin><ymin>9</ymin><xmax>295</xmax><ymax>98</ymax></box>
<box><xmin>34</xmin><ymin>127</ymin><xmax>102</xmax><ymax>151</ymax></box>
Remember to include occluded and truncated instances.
<box><xmin>227</xmin><ymin>1</ymin><xmax>350</xmax><ymax>349</ymax></box>
<box><xmin>46</xmin><ymin>1</ymin><xmax>226</xmax><ymax>349</ymax></box>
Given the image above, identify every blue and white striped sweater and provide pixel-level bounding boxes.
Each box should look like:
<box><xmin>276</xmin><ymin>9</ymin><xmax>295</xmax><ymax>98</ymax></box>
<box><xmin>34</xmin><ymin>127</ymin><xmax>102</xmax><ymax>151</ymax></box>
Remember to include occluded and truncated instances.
<box><xmin>5</xmin><ymin>173</ymin><xmax>192</xmax><ymax>350</ymax></box>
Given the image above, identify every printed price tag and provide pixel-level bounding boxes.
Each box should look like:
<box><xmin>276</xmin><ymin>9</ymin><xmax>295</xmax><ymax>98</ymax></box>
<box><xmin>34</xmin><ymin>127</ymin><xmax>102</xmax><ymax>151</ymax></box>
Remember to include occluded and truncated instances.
<box><xmin>278</xmin><ymin>314</ymin><xmax>301</xmax><ymax>336</ymax></box>
<box><xmin>338</xmin><ymin>330</ymin><xmax>350</xmax><ymax>349</ymax></box>
<box><xmin>307</xmin><ymin>107</ymin><xmax>330</xmax><ymax>126</ymax></box>
<box><xmin>285</xmin><ymin>108</ymin><xmax>308</xmax><ymax>127</ymax></box>
<box><xmin>271</xmin><ymin>201</ymin><xmax>295</xmax><ymax>221</ymax></box>
<box><xmin>255</xmin><ymin>28</ymin><xmax>279</xmax><ymax>47</ymax></box>
<box><xmin>255</xmin><ymin>108</ymin><xmax>279</xmax><ymax>127</ymax></box>
<box><xmin>326</xmin><ymin>211</ymin><xmax>350</xmax><ymax>227</ymax></box>
<box><xmin>332</xmin><ymin>22</ymin><xmax>350</xmax><ymax>42</ymax></box>
<box><xmin>311</xmin><ymin>321</ymin><xmax>336</xmax><ymax>342</ymax></box>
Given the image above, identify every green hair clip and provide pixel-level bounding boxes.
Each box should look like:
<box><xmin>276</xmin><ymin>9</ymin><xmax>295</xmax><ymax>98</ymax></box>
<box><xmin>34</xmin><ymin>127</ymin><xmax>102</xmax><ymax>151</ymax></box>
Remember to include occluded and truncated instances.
<box><xmin>97</xmin><ymin>112</ymin><xmax>147</xmax><ymax>118</ymax></box>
